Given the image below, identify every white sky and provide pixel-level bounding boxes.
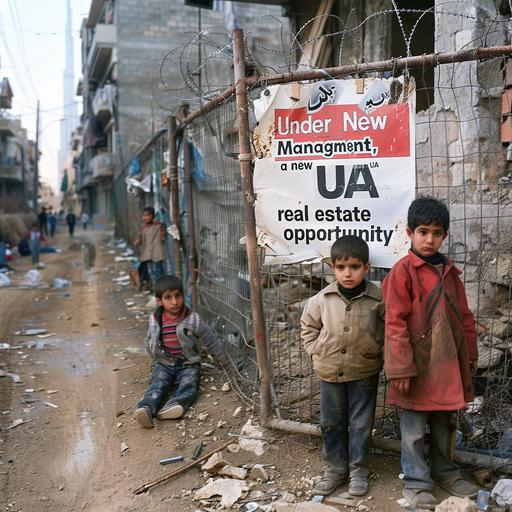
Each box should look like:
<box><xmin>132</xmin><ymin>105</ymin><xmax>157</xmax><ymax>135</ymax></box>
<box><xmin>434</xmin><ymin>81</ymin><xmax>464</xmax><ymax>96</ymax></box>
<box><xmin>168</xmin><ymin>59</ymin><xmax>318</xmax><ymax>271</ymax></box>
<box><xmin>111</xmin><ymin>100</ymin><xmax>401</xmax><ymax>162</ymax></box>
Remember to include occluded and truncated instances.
<box><xmin>0</xmin><ymin>0</ymin><xmax>91</xmax><ymax>192</ymax></box>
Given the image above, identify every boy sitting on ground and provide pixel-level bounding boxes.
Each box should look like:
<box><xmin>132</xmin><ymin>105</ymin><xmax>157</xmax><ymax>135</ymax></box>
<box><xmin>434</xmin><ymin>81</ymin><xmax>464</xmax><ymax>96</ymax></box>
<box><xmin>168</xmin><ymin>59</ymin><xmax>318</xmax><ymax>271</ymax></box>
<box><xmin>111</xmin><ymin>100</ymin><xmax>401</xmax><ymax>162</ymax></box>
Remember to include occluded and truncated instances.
<box><xmin>301</xmin><ymin>235</ymin><xmax>384</xmax><ymax>497</ymax></box>
<box><xmin>135</xmin><ymin>275</ymin><xmax>230</xmax><ymax>427</ymax></box>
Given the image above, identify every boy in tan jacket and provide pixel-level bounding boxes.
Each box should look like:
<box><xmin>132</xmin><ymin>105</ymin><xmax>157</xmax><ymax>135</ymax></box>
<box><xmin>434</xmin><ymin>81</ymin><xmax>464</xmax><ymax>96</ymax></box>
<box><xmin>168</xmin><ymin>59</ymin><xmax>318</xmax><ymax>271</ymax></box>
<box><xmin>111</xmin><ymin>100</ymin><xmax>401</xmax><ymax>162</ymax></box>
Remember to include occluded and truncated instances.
<box><xmin>301</xmin><ymin>235</ymin><xmax>384</xmax><ymax>497</ymax></box>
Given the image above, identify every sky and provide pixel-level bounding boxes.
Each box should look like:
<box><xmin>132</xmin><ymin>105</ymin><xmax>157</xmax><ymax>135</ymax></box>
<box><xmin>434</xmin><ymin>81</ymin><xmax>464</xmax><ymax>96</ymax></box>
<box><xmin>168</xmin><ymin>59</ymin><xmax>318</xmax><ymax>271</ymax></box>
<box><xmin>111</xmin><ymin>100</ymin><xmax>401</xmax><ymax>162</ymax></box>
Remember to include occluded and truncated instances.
<box><xmin>0</xmin><ymin>0</ymin><xmax>91</xmax><ymax>192</ymax></box>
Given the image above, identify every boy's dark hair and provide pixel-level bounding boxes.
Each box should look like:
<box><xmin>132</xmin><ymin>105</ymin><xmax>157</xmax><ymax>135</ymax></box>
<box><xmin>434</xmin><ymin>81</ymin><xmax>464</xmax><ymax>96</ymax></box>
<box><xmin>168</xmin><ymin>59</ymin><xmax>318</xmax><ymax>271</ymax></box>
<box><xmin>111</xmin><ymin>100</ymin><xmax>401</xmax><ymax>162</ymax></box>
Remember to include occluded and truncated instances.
<box><xmin>143</xmin><ymin>206</ymin><xmax>155</xmax><ymax>218</ymax></box>
<box><xmin>331</xmin><ymin>235</ymin><xmax>369</xmax><ymax>264</ymax></box>
<box><xmin>154</xmin><ymin>275</ymin><xmax>183</xmax><ymax>299</ymax></box>
<box><xmin>408</xmin><ymin>196</ymin><xmax>449</xmax><ymax>232</ymax></box>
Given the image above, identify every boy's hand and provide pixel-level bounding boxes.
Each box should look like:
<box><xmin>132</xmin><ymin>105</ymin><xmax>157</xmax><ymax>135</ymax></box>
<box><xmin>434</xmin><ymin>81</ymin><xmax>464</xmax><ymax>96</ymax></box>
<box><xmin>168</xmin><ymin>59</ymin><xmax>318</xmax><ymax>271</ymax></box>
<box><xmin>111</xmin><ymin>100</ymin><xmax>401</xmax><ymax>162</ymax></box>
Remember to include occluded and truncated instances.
<box><xmin>469</xmin><ymin>360</ymin><xmax>478</xmax><ymax>377</ymax></box>
<box><xmin>391</xmin><ymin>378</ymin><xmax>411</xmax><ymax>395</ymax></box>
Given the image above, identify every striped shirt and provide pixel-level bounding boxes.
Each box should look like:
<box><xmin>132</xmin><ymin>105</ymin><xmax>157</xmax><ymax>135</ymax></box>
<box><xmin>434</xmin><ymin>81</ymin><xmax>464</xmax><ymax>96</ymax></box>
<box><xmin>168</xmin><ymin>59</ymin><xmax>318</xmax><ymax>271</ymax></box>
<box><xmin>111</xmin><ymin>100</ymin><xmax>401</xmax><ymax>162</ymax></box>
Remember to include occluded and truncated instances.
<box><xmin>161</xmin><ymin>310</ymin><xmax>184</xmax><ymax>358</ymax></box>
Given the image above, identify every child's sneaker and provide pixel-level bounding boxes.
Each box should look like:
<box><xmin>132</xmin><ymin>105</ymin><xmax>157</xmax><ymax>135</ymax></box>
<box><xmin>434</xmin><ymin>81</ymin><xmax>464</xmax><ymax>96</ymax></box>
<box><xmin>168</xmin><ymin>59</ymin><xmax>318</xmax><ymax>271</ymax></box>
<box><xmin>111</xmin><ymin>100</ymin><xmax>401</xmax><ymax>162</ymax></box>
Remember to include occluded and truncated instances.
<box><xmin>157</xmin><ymin>403</ymin><xmax>184</xmax><ymax>420</ymax></box>
<box><xmin>402</xmin><ymin>489</ymin><xmax>438</xmax><ymax>510</ymax></box>
<box><xmin>349</xmin><ymin>478</ymin><xmax>369</xmax><ymax>496</ymax></box>
<box><xmin>313</xmin><ymin>471</ymin><xmax>347</xmax><ymax>496</ymax></box>
<box><xmin>134</xmin><ymin>406</ymin><xmax>154</xmax><ymax>428</ymax></box>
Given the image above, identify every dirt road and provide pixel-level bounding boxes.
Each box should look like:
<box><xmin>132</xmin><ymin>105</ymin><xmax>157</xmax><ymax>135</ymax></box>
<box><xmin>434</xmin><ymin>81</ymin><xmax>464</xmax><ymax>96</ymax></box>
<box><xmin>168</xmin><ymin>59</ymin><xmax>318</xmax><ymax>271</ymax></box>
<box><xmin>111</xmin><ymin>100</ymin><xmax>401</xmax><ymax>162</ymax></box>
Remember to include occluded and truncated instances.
<box><xmin>0</xmin><ymin>227</ymin><xmax>405</xmax><ymax>511</ymax></box>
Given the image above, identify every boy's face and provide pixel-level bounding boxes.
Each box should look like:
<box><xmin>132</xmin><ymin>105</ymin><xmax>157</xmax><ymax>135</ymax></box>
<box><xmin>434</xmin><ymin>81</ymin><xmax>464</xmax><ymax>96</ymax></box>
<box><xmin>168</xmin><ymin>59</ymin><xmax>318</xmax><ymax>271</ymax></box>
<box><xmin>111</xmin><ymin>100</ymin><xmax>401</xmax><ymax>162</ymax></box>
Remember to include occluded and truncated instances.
<box><xmin>407</xmin><ymin>223</ymin><xmax>447</xmax><ymax>257</ymax></box>
<box><xmin>332</xmin><ymin>256</ymin><xmax>369</xmax><ymax>289</ymax></box>
<box><xmin>157</xmin><ymin>289</ymin><xmax>184</xmax><ymax>316</ymax></box>
<box><xmin>143</xmin><ymin>212</ymin><xmax>154</xmax><ymax>224</ymax></box>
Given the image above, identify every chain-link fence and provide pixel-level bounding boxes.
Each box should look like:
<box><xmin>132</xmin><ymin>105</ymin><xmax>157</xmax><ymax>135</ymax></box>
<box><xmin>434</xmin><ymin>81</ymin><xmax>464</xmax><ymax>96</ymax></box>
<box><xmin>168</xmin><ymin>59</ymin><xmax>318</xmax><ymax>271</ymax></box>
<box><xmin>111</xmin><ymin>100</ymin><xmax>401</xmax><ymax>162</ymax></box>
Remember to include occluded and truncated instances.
<box><xmin>115</xmin><ymin>4</ymin><xmax>512</xmax><ymax>460</ymax></box>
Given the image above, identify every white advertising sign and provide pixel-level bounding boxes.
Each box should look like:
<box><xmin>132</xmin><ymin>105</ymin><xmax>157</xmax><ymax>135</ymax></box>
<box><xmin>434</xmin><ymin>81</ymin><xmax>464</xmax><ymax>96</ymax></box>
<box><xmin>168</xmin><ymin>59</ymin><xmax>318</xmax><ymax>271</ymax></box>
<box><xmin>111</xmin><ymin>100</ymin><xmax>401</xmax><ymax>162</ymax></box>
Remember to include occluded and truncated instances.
<box><xmin>252</xmin><ymin>78</ymin><xmax>415</xmax><ymax>268</ymax></box>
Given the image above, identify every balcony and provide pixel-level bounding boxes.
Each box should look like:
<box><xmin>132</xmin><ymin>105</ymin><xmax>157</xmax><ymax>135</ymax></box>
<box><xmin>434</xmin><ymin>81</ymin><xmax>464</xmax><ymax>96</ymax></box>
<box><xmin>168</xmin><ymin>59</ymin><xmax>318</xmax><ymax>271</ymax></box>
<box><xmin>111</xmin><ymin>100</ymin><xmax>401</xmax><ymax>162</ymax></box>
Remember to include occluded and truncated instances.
<box><xmin>90</xmin><ymin>153</ymin><xmax>114</xmax><ymax>180</ymax></box>
<box><xmin>92</xmin><ymin>84</ymin><xmax>115</xmax><ymax>121</ymax></box>
<box><xmin>0</xmin><ymin>117</ymin><xmax>16</xmax><ymax>136</ymax></box>
<box><xmin>0</xmin><ymin>159</ymin><xmax>23</xmax><ymax>182</ymax></box>
<box><xmin>86</xmin><ymin>23</ymin><xmax>116</xmax><ymax>81</ymax></box>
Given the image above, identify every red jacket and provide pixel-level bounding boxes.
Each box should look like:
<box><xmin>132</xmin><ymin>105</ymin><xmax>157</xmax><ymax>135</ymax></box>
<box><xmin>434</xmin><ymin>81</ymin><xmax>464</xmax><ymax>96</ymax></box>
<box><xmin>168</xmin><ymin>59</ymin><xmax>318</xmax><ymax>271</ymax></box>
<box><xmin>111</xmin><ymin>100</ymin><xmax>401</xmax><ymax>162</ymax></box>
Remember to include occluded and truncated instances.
<box><xmin>382</xmin><ymin>250</ymin><xmax>477</xmax><ymax>411</ymax></box>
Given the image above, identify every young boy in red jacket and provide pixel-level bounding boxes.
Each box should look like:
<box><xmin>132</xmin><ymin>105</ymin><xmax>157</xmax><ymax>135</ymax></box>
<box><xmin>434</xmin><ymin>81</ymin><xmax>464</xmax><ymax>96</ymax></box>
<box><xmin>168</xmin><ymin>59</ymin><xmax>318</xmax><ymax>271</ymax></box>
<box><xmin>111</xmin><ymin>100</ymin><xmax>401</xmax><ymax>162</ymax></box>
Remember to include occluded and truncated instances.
<box><xmin>382</xmin><ymin>197</ymin><xmax>479</xmax><ymax>510</ymax></box>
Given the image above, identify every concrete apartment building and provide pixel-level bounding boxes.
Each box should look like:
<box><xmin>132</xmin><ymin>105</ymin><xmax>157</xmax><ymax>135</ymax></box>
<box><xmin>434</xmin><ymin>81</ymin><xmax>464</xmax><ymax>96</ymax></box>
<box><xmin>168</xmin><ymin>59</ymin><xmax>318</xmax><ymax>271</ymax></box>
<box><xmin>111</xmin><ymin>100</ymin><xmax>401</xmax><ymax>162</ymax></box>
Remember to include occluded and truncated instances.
<box><xmin>75</xmin><ymin>0</ymin><xmax>287</xmax><ymax>229</ymax></box>
<box><xmin>0</xmin><ymin>77</ymin><xmax>37</xmax><ymax>209</ymax></box>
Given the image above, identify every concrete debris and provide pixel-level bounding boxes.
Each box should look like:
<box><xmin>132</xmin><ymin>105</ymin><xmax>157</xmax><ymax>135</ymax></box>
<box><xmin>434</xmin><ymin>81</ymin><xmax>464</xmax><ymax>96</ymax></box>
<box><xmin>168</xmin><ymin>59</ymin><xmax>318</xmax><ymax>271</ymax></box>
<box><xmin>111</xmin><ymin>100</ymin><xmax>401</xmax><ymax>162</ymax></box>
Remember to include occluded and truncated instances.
<box><xmin>52</xmin><ymin>278</ymin><xmax>70</xmax><ymax>289</ymax></box>
<box><xmin>197</xmin><ymin>412</ymin><xmax>209</xmax><ymax>421</ymax></box>
<box><xmin>222</xmin><ymin>382</ymin><xmax>231</xmax><ymax>392</ymax></box>
<box><xmin>491</xmin><ymin>479</ymin><xmax>512</xmax><ymax>506</ymax></box>
<box><xmin>239</xmin><ymin>419</ymin><xmax>268</xmax><ymax>456</ymax></box>
<box><xmin>272</xmin><ymin>501</ymin><xmax>338</xmax><ymax>512</ymax></box>
<box><xmin>201</xmin><ymin>452</ymin><xmax>227</xmax><ymax>474</ymax></box>
<box><xmin>434</xmin><ymin>496</ymin><xmax>476</xmax><ymax>512</ymax></box>
<box><xmin>0</xmin><ymin>343</ymin><xmax>11</xmax><ymax>349</ymax></box>
<box><xmin>0</xmin><ymin>273</ymin><xmax>11</xmax><ymax>287</ymax></box>
<box><xmin>218</xmin><ymin>464</ymin><xmax>248</xmax><ymax>480</ymax></box>
<box><xmin>5</xmin><ymin>372</ymin><xmax>21</xmax><ymax>383</ymax></box>
<box><xmin>227</xmin><ymin>443</ymin><xmax>240</xmax><ymax>453</ymax></box>
<box><xmin>233</xmin><ymin>406</ymin><xmax>242</xmax><ymax>417</ymax></box>
<box><xmin>249</xmin><ymin>464</ymin><xmax>270</xmax><ymax>481</ymax></box>
<box><xmin>121</xmin><ymin>442</ymin><xmax>129</xmax><ymax>454</ymax></box>
<box><xmin>193</xmin><ymin>478</ymin><xmax>249</xmax><ymax>508</ymax></box>
<box><xmin>280</xmin><ymin>492</ymin><xmax>296</xmax><ymax>503</ymax></box>
<box><xmin>7</xmin><ymin>418</ymin><xmax>28</xmax><ymax>429</ymax></box>
<box><xmin>20</xmin><ymin>328</ymin><xmax>47</xmax><ymax>336</ymax></box>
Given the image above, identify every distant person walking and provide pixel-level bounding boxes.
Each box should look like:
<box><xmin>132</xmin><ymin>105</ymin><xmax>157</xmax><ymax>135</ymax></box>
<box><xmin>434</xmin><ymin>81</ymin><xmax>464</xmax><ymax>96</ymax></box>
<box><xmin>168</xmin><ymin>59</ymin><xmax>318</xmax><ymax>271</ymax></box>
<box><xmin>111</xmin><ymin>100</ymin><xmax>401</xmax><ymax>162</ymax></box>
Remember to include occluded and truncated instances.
<box><xmin>81</xmin><ymin>212</ymin><xmax>90</xmax><ymax>230</ymax></box>
<box><xmin>38</xmin><ymin>207</ymin><xmax>48</xmax><ymax>237</ymax></box>
<box><xmin>66</xmin><ymin>211</ymin><xmax>76</xmax><ymax>237</ymax></box>
<box><xmin>49</xmin><ymin>211</ymin><xmax>58</xmax><ymax>238</ymax></box>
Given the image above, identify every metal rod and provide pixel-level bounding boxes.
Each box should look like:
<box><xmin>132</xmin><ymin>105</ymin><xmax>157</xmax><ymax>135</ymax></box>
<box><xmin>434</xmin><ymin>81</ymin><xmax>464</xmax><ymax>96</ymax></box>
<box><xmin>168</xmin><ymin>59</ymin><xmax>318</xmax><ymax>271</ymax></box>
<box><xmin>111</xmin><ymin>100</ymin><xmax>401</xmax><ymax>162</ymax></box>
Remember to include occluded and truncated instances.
<box><xmin>180</xmin><ymin>44</ymin><xmax>512</xmax><ymax>129</ymax></box>
<box><xmin>180</xmin><ymin>103</ymin><xmax>199</xmax><ymax>309</ymax></box>
<box><xmin>33</xmin><ymin>99</ymin><xmax>40</xmax><ymax>210</ymax></box>
<box><xmin>232</xmin><ymin>28</ymin><xmax>272</xmax><ymax>425</ymax></box>
<box><xmin>133</xmin><ymin>440</ymin><xmax>231</xmax><ymax>495</ymax></box>
<box><xmin>168</xmin><ymin>115</ymin><xmax>182</xmax><ymax>279</ymax></box>
<box><xmin>267</xmin><ymin>419</ymin><xmax>512</xmax><ymax>475</ymax></box>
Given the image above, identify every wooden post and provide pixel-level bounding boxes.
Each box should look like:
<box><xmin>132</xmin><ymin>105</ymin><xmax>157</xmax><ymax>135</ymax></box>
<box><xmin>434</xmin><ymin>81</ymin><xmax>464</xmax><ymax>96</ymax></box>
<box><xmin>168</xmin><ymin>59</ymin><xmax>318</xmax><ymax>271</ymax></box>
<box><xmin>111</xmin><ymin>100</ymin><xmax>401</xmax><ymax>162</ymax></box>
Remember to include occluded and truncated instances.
<box><xmin>180</xmin><ymin>104</ymin><xmax>199</xmax><ymax>309</ymax></box>
<box><xmin>232</xmin><ymin>29</ymin><xmax>272</xmax><ymax>424</ymax></box>
<box><xmin>168</xmin><ymin>115</ymin><xmax>182</xmax><ymax>279</ymax></box>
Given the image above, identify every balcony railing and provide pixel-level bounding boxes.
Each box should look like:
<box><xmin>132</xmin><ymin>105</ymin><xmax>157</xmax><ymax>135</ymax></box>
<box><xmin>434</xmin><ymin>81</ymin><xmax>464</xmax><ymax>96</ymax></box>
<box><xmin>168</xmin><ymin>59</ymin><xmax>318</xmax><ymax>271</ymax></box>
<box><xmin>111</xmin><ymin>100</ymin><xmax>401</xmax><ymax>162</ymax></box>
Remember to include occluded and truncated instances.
<box><xmin>0</xmin><ymin>159</ymin><xmax>23</xmax><ymax>182</ymax></box>
<box><xmin>86</xmin><ymin>23</ymin><xmax>116</xmax><ymax>80</ymax></box>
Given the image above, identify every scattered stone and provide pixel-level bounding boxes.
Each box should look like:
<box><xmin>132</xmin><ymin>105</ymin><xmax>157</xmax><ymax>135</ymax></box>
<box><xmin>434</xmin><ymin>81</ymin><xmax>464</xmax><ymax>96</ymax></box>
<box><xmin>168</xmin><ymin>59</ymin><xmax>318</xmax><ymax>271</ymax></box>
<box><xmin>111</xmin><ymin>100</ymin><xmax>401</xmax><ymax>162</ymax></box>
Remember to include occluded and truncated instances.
<box><xmin>201</xmin><ymin>452</ymin><xmax>227</xmax><ymax>474</ymax></box>
<box><xmin>280</xmin><ymin>491</ymin><xmax>296</xmax><ymax>503</ymax></box>
<box><xmin>227</xmin><ymin>443</ymin><xmax>240</xmax><ymax>453</ymax></box>
<box><xmin>434</xmin><ymin>496</ymin><xmax>476</xmax><ymax>512</ymax></box>
<box><xmin>121</xmin><ymin>442</ymin><xmax>129</xmax><ymax>454</ymax></box>
<box><xmin>272</xmin><ymin>501</ymin><xmax>338</xmax><ymax>512</ymax></box>
<box><xmin>217</xmin><ymin>420</ymin><xmax>226</xmax><ymax>428</ymax></box>
<box><xmin>203</xmin><ymin>429</ymin><xmax>215</xmax><ymax>436</ymax></box>
<box><xmin>198</xmin><ymin>412</ymin><xmax>209</xmax><ymax>421</ymax></box>
<box><xmin>222</xmin><ymin>382</ymin><xmax>231</xmax><ymax>392</ymax></box>
<box><xmin>249</xmin><ymin>464</ymin><xmax>269</xmax><ymax>481</ymax></box>
<box><xmin>233</xmin><ymin>406</ymin><xmax>242</xmax><ymax>417</ymax></box>
<box><xmin>239</xmin><ymin>419</ymin><xmax>268</xmax><ymax>456</ymax></box>
<box><xmin>194</xmin><ymin>478</ymin><xmax>249</xmax><ymax>508</ymax></box>
<box><xmin>218</xmin><ymin>465</ymin><xmax>248</xmax><ymax>480</ymax></box>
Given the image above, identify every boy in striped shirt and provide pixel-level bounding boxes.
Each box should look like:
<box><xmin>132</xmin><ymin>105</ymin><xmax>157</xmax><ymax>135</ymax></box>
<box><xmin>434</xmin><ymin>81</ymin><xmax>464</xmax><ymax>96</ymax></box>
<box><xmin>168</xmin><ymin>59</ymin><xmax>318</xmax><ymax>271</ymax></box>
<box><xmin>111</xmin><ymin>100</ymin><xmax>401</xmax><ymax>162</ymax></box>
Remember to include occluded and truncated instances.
<box><xmin>135</xmin><ymin>275</ymin><xmax>231</xmax><ymax>427</ymax></box>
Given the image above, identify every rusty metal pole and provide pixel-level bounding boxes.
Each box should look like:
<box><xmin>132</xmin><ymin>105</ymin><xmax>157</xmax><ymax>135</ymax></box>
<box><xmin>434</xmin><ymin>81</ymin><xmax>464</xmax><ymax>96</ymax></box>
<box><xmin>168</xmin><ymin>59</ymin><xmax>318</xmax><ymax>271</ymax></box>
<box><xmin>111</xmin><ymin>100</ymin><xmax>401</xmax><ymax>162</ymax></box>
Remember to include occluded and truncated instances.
<box><xmin>168</xmin><ymin>115</ymin><xmax>182</xmax><ymax>279</ymax></box>
<box><xmin>232</xmin><ymin>29</ymin><xmax>272</xmax><ymax>424</ymax></box>
<box><xmin>180</xmin><ymin>104</ymin><xmax>199</xmax><ymax>309</ymax></box>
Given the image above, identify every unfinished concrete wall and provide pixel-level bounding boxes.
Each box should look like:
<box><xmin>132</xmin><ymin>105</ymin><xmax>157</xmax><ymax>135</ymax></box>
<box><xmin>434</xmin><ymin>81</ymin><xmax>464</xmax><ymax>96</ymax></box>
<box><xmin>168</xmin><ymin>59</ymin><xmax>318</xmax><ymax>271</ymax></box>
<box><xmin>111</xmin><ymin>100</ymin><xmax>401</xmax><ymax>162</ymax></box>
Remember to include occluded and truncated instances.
<box><xmin>415</xmin><ymin>0</ymin><xmax>510</xmax><ymax>265</ymax></box>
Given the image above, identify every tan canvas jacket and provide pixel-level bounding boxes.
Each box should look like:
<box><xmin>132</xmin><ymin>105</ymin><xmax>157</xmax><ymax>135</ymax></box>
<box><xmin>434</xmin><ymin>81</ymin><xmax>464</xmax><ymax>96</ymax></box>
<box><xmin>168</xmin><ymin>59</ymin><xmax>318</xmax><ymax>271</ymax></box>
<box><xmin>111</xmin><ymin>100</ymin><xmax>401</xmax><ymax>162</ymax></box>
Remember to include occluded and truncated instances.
<box><xmin>300</xmin><ymin>281</ymin><xmax>384</xmax><ymax>383</ymax></box>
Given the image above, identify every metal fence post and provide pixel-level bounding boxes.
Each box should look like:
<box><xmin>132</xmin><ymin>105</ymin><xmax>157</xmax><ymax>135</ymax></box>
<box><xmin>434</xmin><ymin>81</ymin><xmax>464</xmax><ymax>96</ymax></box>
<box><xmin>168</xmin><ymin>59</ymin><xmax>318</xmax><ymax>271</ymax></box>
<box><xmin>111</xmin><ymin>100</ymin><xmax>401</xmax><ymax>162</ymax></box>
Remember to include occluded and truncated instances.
<box><xmin>232</xmin><ymin>28</ymin><xmax>272</xmax><ymax>424</ymax></box>
<box><xmin>180</xmin><ymin>104</ymin><xmax>199</xmax><ymax>309</ymax></box>
<box><xmin>168</xmin><ymin>115</ymin><xmax>182</xmax><ymax>279</ymax></box>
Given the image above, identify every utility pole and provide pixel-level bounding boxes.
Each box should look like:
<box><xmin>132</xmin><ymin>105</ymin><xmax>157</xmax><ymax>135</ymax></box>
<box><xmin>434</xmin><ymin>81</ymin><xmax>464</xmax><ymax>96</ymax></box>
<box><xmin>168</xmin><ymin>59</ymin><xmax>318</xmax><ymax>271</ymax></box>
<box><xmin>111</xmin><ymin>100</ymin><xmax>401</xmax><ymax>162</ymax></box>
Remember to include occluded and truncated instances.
<box><xmin>33</xmin><ymin>100</ymin><xmax>40</xmax><ymax>210</ymax></box>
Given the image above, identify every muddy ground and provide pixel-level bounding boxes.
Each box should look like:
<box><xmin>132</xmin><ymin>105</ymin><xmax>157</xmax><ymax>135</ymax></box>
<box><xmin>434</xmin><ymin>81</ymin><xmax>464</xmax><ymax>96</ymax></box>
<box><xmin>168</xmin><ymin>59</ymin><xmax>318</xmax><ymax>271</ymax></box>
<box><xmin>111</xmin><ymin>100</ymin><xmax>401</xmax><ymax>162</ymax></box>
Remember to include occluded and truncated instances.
<box><xmin>0</xmin><ymin>227</ymin><xmax>419</xmax><ymax>511</ymax></box>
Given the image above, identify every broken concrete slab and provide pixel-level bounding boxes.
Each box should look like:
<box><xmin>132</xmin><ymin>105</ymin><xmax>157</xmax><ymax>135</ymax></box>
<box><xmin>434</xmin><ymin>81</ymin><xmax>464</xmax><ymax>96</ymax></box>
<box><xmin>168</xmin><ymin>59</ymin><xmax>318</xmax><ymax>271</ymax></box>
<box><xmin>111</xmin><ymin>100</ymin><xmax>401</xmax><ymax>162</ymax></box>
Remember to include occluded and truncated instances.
<box><xmin>193</xmin><ymin>478</ymin><xmax>249</xmax><ymax>508</ymax></box>
<box><xmin>218</xmin><ymin>464</ymin><xmax>248</xmax><ymax>480</ymax></box>
<box><xmin>434</xmin><ymin>496</ymin><xmax>476</xmax><ymax>511</ymax></box>
<box><xmin>239</xmin><ymin>419</ymin><xmax>268</xmax><ymax>456</ymax></box>
<box><xmin>201</xmin><ymin>452</ymin><xmax>227</xmax><ymax>474</ymax></box>
<box><xmin>249</xmin><ymin>463</ymin><xmax>270</xmax><ymax>481</ymax></box>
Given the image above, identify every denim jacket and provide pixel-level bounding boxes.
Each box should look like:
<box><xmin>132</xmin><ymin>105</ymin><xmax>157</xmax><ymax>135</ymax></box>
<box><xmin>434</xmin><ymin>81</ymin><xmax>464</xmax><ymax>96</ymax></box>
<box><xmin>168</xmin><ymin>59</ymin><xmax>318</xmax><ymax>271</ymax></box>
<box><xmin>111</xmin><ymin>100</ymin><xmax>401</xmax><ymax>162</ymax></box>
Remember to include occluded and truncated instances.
<box><xmin>144</xmin><ymin>307</ymin><xmax>229</xmax><ymax>367</ymax></box>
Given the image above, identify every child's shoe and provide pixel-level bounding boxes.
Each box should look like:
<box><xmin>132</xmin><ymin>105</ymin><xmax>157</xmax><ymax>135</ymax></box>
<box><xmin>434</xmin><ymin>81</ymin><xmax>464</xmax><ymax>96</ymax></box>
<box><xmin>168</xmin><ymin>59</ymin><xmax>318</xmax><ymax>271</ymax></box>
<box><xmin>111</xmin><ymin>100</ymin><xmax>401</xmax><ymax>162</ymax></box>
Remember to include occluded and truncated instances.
<box><xmin>435</xmin><ymin>477</ymin><xmax>479</xmax><ymax>498</ymax></box>
<box><xmin>349</xmin><ymin>478</ymin><xmax>369</xmax><ymax>496</ymax></box>
<box><xmin>313</xmin><ymin>471</ymin><xmax>347</xmax><ymax>496</ymax></box>
<box><xmin>157</xmin><ymin>403</ymin><xmax>184</xmax><ymax>420</ymax></box>
<box><xmin>402</xmin><ymin>489</ymin><xmax>438</xmax><ymax>510</ymax></box>
<box><xmin>134</xmin><ymin>406</ymin><xmax>154</xmax><ymax>428</ymax></box>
